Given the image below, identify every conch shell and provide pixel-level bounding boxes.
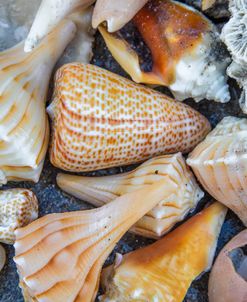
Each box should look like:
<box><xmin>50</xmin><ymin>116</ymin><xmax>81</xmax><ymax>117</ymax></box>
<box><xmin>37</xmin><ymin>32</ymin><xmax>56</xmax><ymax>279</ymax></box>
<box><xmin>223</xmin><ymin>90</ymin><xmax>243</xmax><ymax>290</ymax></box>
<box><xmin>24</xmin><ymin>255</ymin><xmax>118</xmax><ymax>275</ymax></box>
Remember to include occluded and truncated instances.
<box><xmin>0</xmin><ymin>189</ymin><xmax>38</xmax><ymax>244</ymax></box>
<box><xmin>14</xmin><ymin>179</ymin><xmax>176</xmax><ymax>302</ymax></box>
<box><xmin>57</xmin><ymin>153</ymin><xmax>204</xmax><ymax>238</ymax></box>
<box><xmin>99</xmin><ymin>0</ymin><xmax>230</xmax><ymax>103</ymax></box>
<box><xmin>47</xmin><ymin>62</ymin><xmax>211</xmax><ymax>172</ymax></box>
<box><xmin>187</xmin><ymin>116</ymin><xmax>247</xmax><ymax>226</ymax></box>
<box><xmin>92</xmin><ymin>0</ymin><xmax>149</xmax><ymax>32</ymax></box>
<box><xmin>0</xmin><ymin>244</ymin><xmax>6</xmax><ymax>272</ymax></box>
<box><xmin>100</xmin><ymin>202</ymin><xmax>227</xmax><ymax>302</ymax></box>
<box><xmin>0</xmin><ymin>20</ymin><xmax>76</xmax><ymax>186</ymax></box>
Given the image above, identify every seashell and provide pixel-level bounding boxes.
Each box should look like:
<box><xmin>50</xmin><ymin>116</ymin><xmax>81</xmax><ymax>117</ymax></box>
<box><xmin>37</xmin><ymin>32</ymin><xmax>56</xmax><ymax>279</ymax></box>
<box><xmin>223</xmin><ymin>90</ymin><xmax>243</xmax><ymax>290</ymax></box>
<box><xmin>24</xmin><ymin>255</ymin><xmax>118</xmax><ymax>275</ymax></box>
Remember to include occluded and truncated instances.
<box><xmin>47</xmin><ymin>62</ymin><xmax>211</xmax><ymax>172</ymax></box>
<box><xmin>24</xmin><ymin>0</ymin><xmax>95</xmax><ymax>52</ymax></box>
<box><xmin>187</xmin><ymin>116</ymin><xmax>247</xmax><ymax>226</ymax></box>
<box><xmin>0</xmin><ymin>244</ymin><xmax>6</xmax><ymax>272</ymax></box>
<box><xmin>0</xmin><ymin>189</ymin><xmax>38</xmax><ymax>244</ymax></box>
<box><xmin>14</xmin><ymin>178</ymin><xmax>177</xmax><ymax>302</ymax></box>
<box><xmin>100</xmin><ymin>202</ymin><xmax>227</xmax><ymax>302</ymax></box>
<box><xmin>92</xmin><ymin>0</ymin><xmax>149</xmax><ymax>32</ymax></box>
<box><xmin>209</xmin><ymin>230</ymin><xmax>247</xmax><ymax>302</ymax></box>
<box><xmin>0</xmin><ymin>20</ymin><xmax>76</xmax><ymax>186</ymax></box>
<box><xmin>57</xmin><ymin>153</ymin><xmax>204</xmax><ymax>238</ymax></box>
<box><xmin>221</xmin><ymin>0</ymin><xmax>247</xmax><ymax>113</ymax></box>
<box><xmin>99</xmin><ymin>0</ymin><xmax>230</xmax><ymax>103</ymax></box>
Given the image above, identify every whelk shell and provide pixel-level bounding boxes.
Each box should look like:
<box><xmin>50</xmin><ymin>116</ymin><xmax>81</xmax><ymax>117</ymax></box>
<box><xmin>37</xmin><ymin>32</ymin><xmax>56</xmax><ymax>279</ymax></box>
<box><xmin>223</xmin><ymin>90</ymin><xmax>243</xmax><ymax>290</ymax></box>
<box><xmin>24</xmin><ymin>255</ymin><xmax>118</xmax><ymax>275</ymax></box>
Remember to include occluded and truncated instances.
<box><xmin>100</xmin><ymin>202</ymin><xmax>227</xmax><ymax>302</ymax></box>
<box><xmin>187</xmin><ymin>116</ymin><xmax>247</xmax><ymax>226</ymax></box>
<box><xmin>99</xmin><ymin>0</ymin><xmax>230</xmax><ymax>103</ymax></box>
<box><xmin>14</xmin><ymin>179</ymin><xmax>177</xmax><ymax>302</ymax></box>
<box><xmin>0</xmin><ymin>189</ymin><xmax>38</xmax><ymax>244</ymax></box>
<box><xmin>57</xmin><ymin>153</ymin><xmax>204</xmax><ymax>238</ymax></box>
<box><xmin>0</xmin><ymin>19</ymin><xmax>76</xmax><ymax>186</ymax></box>
<box><xmin>0</xmin><ymin>244</ymin><xmax>6</xmax><ymax>272</ymax></box>
<box><xmin>47</xmin><ymin>62</ymin><xmax>211</xmax><ymax>172</ymax></box>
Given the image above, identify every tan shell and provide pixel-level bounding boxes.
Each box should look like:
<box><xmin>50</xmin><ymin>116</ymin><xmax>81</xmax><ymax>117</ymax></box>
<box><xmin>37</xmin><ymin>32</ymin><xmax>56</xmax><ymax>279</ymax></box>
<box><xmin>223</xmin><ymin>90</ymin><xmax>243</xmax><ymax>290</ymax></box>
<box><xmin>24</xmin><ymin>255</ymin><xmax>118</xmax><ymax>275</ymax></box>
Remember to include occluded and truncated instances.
<box><xmin>209</xmin><ymin>230</ymin><xmax>247</xmax><ymax>302</ymax></box>
<box><xmin>57</xmin><ymin>153</ymin><xmax>204</xmax><ymax>238</ymax></box>
<box><xmin>0</xmin><ymin>244</ymin><xmax>6</xmax><ymax>272</ymax></box>
<box><xmin>14</xmin><ymin>179</ymin><xmax>177</xmax><ymax>302</ymax></box>
<box><xmin>0</xmin><ymin>189</ymin><xmax>38</xmax><ymax>244</ymax></box>
<box><xmin>0</xmin><ymin>20</ymin><xmax>76</xmax><ymax>186</ymax></box>
<box><xmin>100</xmin><ymin>203</ymin><xmax>227</xmax><ymax>302</ymax></box>
<box><xmin>47</xmin><ymin>62</ymin><xmax>211</xmax><ymax>172</ymax></box>
<box><xmin>187</xmin><ymin>116</ymin><xmax>247</xmax><ymax>226</ymax></box>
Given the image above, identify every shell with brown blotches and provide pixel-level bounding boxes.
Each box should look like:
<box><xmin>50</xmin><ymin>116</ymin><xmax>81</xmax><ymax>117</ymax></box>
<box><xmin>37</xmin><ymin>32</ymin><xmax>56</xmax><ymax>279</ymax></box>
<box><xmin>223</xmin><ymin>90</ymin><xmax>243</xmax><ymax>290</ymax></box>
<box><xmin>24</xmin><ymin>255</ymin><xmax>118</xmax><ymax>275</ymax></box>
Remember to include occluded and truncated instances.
<box><xmin>47</xmin><ymin>62</ymin><xmax>211</xmax><ymax>172</ymax></box>
<box><xmin>57</xmin><ymin>153</ymin><xmax>204</xmax><ymax>238</ymax></box>
<box><xmin>0</xmin><ymin>189</ymin><xmax>38</xmax><ymax>244</ymax></box>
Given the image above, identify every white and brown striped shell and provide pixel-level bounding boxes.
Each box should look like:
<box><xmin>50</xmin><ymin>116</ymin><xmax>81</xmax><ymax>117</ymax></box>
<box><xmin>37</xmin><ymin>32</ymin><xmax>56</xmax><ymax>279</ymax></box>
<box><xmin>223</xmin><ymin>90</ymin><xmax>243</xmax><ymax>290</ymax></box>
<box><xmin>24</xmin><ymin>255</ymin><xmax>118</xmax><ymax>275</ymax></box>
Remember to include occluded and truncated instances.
<box><xmin>187</xmin><ymin>116</ymin><xmax>247</xmax><ymax>226</ymax></box>
<box><xmin>47</xmin><ymin>63</ymin><xmax>211</xmax><ymax>172</ymax></box>
<box><xmin>0</xmin><ymin>189</ymin><xmax>38</xmax><ymax>244</ymax></box>
<box><xmin>0</xmin><ymin>20</ymin><xmax>76</xmax><ymax>186</ymax></box>
<box><xmin>57</xmin><ymin>153</ymin><xmax>204</xmax><ymax>238</ymax></box>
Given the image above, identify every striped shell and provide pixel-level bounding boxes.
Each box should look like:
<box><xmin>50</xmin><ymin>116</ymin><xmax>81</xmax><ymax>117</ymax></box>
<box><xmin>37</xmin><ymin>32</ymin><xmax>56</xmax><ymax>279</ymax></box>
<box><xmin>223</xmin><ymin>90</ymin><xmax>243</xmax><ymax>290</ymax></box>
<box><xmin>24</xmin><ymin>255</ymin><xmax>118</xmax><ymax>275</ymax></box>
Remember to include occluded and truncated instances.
<box><xmin>47</xmin><ymin>63</ymin><xmax>211</xmax><ymax>172</ymax></box>
<box><xmin>100</xmin><ymin>203</ymin><xmax>227</xmax><ymax>302</ymax></box>
<box><xmin>0</xmin><ymin>189</ymin><xmax>38</xmax><ymax>244</ymax></box>
<box><xmin>0</xmin><ymin>20</ymin><xmax>76</xmax><ymax>186</ymax></box>
<box><xmin>187</xmin><ymin>116</ymin><xmax>247</xmax><ymax>226</ymax></box>
<box><xmin>57</xmin><ymin>153</ymin><xmax>204</xmax><ymax>238</ymax></box>
<box><xmin>14</xmin><ymin>179</ymin><xmax>176</xmax><ymax>302</ymax></box>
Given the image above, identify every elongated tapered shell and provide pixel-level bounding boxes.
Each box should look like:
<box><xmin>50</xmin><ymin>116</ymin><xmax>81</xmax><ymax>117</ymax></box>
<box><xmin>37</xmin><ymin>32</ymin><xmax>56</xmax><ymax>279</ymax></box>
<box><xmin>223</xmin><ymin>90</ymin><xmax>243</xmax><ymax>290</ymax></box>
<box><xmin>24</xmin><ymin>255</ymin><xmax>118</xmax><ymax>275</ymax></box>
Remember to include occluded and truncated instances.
<box><xmin>47</xmin><ymin>63</ymin><xmax>211</xmax><ymax>172</ymax></box>
<box><xmin>187</xmin><ymin>116</ymin><xmax>247</xmax><ymax>226</ymax></box>
<box><xmin>0</xmin><ymin>189</ymin><xmax>38</xmax><ymax>244</ymax></box>
<box><xmin>92</xmin><ymin>0</ymin><xmax>148</xmax><ymax>32</ymax></box>
<box><xmin>57</xmin><ymin>153</ymin><xmax>204</xmax><ymax>238</ymax></box>
<box><xmin>0</xmin><ymin>20</ymin><xmax>76</xmax><ymax>186</ymax></box>
<box><xmin>100</xmin><ymin>202</ymin><xmax>227</xmax><ymax>302</ymax></box>
<box><xmin>14</xmin><ymin>179</ymin><xmax>177</xmax><ymax>302</ymax></box>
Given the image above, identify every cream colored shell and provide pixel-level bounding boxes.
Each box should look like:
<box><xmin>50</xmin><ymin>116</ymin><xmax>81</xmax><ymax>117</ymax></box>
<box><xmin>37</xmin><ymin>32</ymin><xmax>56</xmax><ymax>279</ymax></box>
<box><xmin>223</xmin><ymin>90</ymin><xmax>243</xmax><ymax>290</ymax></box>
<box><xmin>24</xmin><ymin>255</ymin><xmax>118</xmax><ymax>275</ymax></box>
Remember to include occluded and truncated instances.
<box><xmin>14</xmin><ymin>179</ymin><xmax>176</xmax><ymax>302</ymax></box>
<box><xmin>187</xmin><ymin>116</ymin><xmax>247</xmax><ymax>226</ymax></box>
<box><xmin>57</xmin><ymin>153</ymin><xmax>204</xmax><ymax>238</ymax></box>
<box><xmin>0</xmin><ymin>189</ymin><xmax>38</xmax><ymax>244</ymax></box>
<box><xmin>0</xmin><ymin>20</ymin><xmax>76</xmax><ymax>186</ymax></box>
<box><xmin>47</xmin><ymin>63</ymin><xmax>211</xmax><ymax>172</ymax></box>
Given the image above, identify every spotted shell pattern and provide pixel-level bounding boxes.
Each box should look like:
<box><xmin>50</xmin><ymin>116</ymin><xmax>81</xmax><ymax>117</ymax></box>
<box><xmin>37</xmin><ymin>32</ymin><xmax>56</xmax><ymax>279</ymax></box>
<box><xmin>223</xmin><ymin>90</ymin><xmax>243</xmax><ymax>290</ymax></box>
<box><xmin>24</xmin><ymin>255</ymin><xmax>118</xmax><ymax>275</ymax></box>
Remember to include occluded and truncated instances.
<box><xmin>48</xmin><ymin>63</ymin><xmax>211</xmax><ymax>172</ymax></box>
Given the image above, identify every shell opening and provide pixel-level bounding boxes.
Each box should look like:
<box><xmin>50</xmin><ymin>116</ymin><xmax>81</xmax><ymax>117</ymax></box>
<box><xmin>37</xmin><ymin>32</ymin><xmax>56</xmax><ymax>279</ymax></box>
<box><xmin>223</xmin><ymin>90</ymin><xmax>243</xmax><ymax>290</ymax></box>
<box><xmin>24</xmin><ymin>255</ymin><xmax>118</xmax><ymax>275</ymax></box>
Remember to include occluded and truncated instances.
<box><xmin>228</xmin><ymin>245</ymin><xmax>247</xmax><ymax>282</ymax></box>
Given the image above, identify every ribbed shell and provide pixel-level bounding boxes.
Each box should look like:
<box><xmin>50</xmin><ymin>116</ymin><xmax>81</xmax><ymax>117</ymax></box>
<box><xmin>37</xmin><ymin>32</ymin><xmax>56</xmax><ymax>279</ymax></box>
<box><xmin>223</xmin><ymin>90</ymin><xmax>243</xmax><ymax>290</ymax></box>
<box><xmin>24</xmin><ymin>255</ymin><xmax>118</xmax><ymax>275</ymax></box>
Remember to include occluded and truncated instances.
<box><xmin>100</xmin><ymin>203</ymin><xmax>227</xmax><ymax>302</ymax></box>
<box><xmin>0</xmin><ymin>20</ymin><xmax>76</xmax><ymax>186</ymax></box>
<box><xmin>187</xmin><ymin>116</ymin><xmax>247</xmax><ymax>226</ymax></box>
<box><xmin>57</xmin><ymin>153</ymin><xmax>204</xmax><ymax>238</ymax></box>
<box><xmin>47</xmin><ymin>63</ymin><xmax>211</xmax><ymax>172</ymax></box>
<box><xmin>14</xmin><ymin>179</ymin><xmax>176</xmax><ymax>302</ymax></box>
<box><xmin>0</xmin><ymin>189</ymin><xmax>38</xmax><ymax>244</ymax></box>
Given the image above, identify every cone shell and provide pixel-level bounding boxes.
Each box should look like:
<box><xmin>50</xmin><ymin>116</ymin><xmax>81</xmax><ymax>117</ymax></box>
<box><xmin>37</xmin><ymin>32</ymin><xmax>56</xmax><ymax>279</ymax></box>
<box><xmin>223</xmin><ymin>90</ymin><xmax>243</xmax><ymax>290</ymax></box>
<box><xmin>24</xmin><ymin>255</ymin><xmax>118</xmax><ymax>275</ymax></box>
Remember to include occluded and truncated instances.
<box><xmin>47</xmin><ymin>62</ymin><xmax>211</xmax><ymax>172</ymax></box>
<box><xmin>14</xmin><ymin>179</ymin><xmax>177</xmax><ymax>302</ymax></box>
<box><xmin>209</xmin><ymin>230</ymin><xmax>247</xmax><ymax>302</ymax></box>
<box><xmin>100</xmin><ymin>203</ymin><xmax>227</xmax><ymax>302</ymax></box>
<box><xmin>0</xmin><ymin>244</ymin><xmax>6</xmax><ymax>272</ymax></box>
<box><xmin>0</xmin><ymin>20</ymin><xmax>76</xmax><ymax>186</ymax></box>
<box><xmin>187</xmin><ymin>116</ymin><xmax>247</xmax><ymax>226</ymax></box>
<box><xmin>0</xmin><ymin>189</ymin><xmax>38</xmax><ymax>244</ymax></box>
<box><xmin>57</xmin><ymin>153</ymin><xmax>204</xmax><ymax>238</ymax></box>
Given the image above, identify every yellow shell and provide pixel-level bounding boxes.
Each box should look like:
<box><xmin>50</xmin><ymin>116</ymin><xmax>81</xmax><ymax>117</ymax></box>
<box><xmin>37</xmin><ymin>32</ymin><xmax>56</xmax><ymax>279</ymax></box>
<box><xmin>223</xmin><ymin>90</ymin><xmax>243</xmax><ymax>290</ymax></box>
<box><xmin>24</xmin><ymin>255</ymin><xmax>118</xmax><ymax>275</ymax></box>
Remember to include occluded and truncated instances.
<box><xmin>0</xmin><ymin>20</ymin><xmax>76</xmax><ymax>186</ymax></box>
<box><xmin>47</xmin><ymin>62</ymin><xmax>211</xmax><ymax>172</ymax></box>
<box><xmin>14</xmin><ymin>179</ymin><xmax>177</xmax><ymax>302</ymax></box>
<box><xmin>0</xmin><ymin>189</ymin><xmax>38</xmax><ymax>244</ymax></box>
<box><xmin>187</xmin><ymin>116</ymin><xmax>247</xmax><ymax>226</ymax></box>
<box><xmin>57</xmin><ymin>153</ymin><xmax>204</xmax><ymax>238</ymax></box>
<box><xmin>100</xmin><ymin>203</ymin><xmax>227</xmax><ymax>302</ymax></box>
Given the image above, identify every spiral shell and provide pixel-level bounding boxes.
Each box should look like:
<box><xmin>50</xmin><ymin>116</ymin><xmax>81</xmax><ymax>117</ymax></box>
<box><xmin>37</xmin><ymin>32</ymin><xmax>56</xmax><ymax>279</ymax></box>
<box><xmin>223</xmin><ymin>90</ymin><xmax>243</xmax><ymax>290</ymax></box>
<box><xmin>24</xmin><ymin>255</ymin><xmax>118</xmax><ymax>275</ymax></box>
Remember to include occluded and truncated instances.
<box><xmin>187</xmin><ymin>116</ymin><xmax>247</xmax><ymax>226</ymax></box>
<box><xmin>47</xmin><ymin>62</ymin><xmax>211</xmax><ymax>172</ymax></box>
<box><xmin>0</xmin><ymin>189</ymin><xmax>38</xmax><ymax>244</ymax></box>
<box><xmin>57</xmin><ymin>153</ymin><xmax>204</xmax><ymax>238</ymax></box>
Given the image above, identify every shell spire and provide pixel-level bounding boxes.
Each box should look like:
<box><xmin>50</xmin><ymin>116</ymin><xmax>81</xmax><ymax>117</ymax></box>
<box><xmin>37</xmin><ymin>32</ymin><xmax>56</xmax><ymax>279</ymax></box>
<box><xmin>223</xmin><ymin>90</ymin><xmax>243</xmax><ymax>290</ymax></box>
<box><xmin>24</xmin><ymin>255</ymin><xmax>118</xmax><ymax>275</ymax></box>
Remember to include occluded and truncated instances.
<box><xmin>47</xmin><ymin>63</ymin><xmax>211</xmax><ymax>172</ymax></box>
<box><xmin>14</xmin><ymin>178</ymin><xmax>177</xmax><ymax>302</ymax></box>
<box><xmin>57</xmin><ymin>154</ymin><xmax>204</xmax><ymax>238</ymax></box>
<box><xmin>0</xmin><ymin>20</ymin><xmax>76</xmax><ymax>186</ymax></box>
<box><xmin>100</xmin><ymin>202</ymin><xmax>227</xmax><ymax>302</ymax></box>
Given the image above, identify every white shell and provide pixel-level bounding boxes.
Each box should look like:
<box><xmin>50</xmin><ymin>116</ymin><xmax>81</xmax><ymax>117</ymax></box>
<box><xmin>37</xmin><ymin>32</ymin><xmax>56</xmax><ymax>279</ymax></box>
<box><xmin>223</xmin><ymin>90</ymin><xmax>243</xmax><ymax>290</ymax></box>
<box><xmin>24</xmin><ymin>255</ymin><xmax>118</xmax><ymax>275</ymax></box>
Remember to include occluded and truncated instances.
<box><xmin>187</xmin><ymin>116</ymin><xmax>247</xmax><ymax>226</ymax></box>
